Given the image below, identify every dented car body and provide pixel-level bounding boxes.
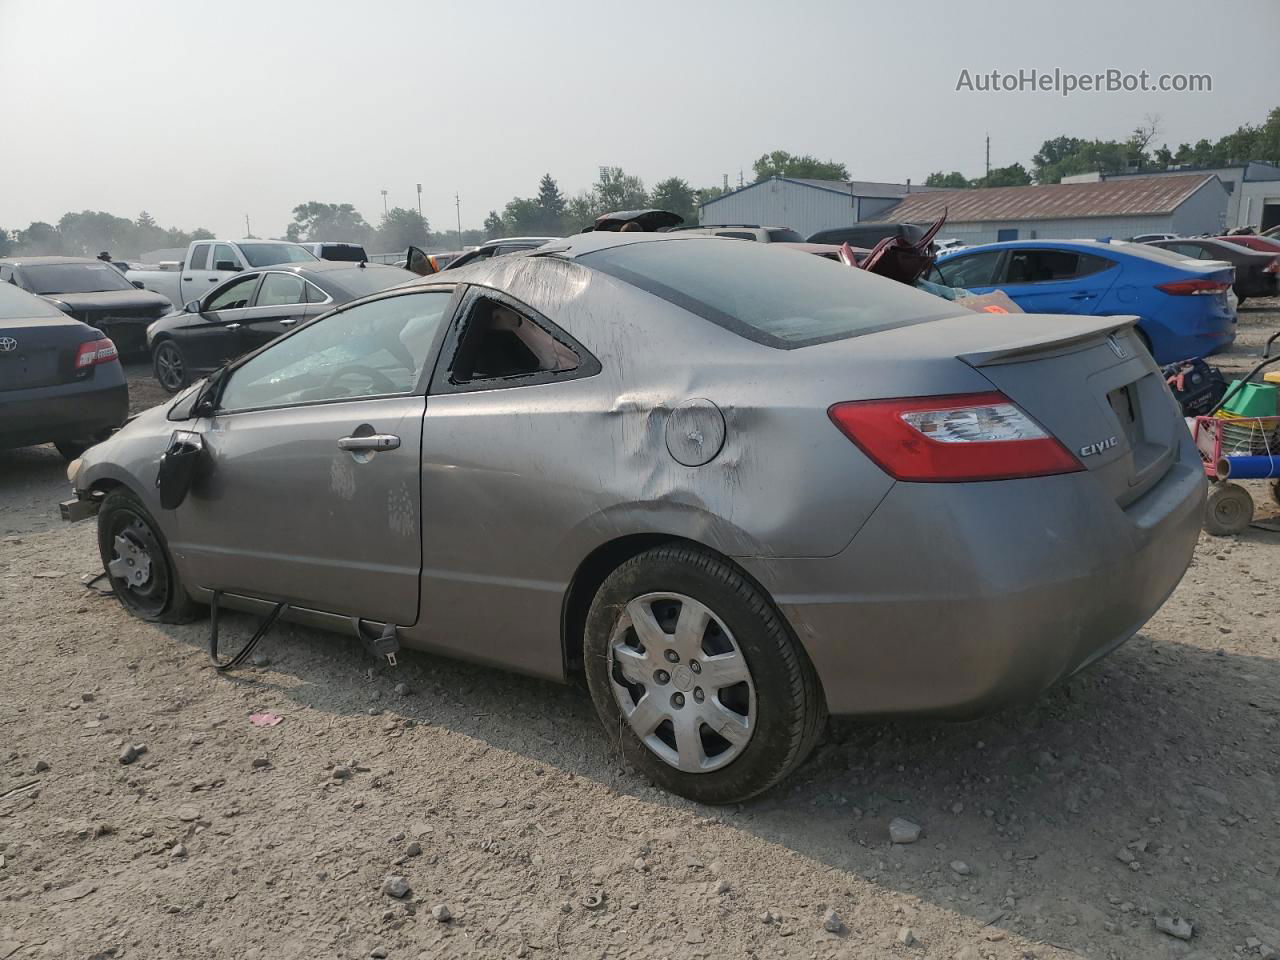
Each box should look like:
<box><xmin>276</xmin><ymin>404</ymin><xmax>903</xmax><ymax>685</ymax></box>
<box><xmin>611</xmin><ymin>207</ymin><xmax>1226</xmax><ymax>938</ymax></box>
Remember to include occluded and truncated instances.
<box><xmin>69</xmin><ymin>233</ymin><xmax>1204</xmax><ymax>802</ymax></box>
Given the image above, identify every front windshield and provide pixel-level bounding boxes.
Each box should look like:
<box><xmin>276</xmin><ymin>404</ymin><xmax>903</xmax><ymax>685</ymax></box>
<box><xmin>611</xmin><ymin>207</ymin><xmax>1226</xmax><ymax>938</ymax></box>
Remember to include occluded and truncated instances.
<box><xmin>238</xmin><ymin>243</ymin><xmax>318</xmax><ymax>267</ymax></box>
<box><xmin>20</xmin><ymin>262</ymin><xmax>136</xmax><ymax>295</ymax></box>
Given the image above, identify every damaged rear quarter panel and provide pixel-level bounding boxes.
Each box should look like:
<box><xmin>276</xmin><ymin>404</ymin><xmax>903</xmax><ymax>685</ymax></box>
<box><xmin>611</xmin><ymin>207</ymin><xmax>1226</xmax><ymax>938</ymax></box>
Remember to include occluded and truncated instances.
<box><xmin>409</xmin><ymin>258</ymin><xmax>902</xmax><ymax>678</ymax></box>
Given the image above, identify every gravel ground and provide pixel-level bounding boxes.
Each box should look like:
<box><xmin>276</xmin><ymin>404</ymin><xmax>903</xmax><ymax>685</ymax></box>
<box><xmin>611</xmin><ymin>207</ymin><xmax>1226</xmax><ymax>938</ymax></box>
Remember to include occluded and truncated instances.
<box><xmin>2</xmin><ymin>310</ymin><xmax>1279</xmax><ymax>960</ymax></box>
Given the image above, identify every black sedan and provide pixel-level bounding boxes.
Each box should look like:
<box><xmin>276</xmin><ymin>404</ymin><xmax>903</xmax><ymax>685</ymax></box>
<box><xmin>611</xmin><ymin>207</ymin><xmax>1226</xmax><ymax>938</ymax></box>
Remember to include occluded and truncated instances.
<box><xmin>0</xmin><ymin>281</ymin><xmax>128</xmax><ymax>460</ymax></box>
<box><xmin>146</xmin><ymin>260</ymin><xmax>414</xmax><ymax>392</ymax></box>
<box><xmin>0</xmin><ymin>256</ymin><xmax>172</xmax><ymax>356</ymax></box>
<box><xmin>1147</xmin><ymin>237</ymin><xmax>1280</xmax><ymax>303</ymax></box>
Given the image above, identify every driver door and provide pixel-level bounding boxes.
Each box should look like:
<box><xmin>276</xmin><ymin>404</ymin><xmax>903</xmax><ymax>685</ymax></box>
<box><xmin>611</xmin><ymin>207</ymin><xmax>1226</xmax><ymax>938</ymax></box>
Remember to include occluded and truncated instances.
<box><xmin>181</xmin><ymin>272</ymin><xmax>262</xmax><ymax>372</ymax></box>
<box><xmin>171</xmin><ymin>286</ymin><xmax>458</xmax><ymax>626</ymax></box>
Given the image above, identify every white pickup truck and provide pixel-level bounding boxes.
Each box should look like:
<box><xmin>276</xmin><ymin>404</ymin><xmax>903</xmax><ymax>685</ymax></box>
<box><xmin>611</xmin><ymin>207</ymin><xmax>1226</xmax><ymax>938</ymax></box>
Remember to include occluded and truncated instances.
<box><xmin>127</xmin><ymin>239</ymin><xmax>317</xmax><ymax>309</ymax></box>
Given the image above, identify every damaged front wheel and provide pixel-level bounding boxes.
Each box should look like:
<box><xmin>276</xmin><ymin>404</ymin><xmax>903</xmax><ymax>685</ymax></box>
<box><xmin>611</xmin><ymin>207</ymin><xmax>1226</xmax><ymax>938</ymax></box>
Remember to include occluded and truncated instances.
<box><xmin>97</xmin><ymin>489</ymin><xmax>201</xmax><ymax>623</ymax></box>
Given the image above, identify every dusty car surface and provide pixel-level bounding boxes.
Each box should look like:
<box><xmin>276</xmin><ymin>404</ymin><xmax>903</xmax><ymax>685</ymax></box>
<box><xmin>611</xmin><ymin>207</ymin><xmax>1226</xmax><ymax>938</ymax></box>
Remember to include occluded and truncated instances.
<box><xmin>0</xmin><ymin>281</ymin><xmax>127</xmax><ymax>459</ymax></box>
<box><xmin>67</xmin><ymin>233</ymin><xmax>1205</xmax><ymax>803</ymax></box>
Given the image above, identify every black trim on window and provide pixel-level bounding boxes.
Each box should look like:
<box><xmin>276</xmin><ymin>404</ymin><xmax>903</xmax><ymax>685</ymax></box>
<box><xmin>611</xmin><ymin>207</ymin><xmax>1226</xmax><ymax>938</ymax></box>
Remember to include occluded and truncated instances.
<box><xmin>429</xmin><ymin>285</ymin><xmax>601</xmax><ymax>395</ymax></box>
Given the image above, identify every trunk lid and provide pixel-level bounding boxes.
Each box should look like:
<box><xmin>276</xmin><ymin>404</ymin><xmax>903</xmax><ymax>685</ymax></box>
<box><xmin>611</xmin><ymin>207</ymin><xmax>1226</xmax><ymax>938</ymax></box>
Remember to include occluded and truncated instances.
<box><xmin>0</xmin><ymin>315</ymin><xmax>103</xmax><ymax>391</ymax></box>
<box><xmin>959</xmin><ymin>315</ymin><xmax>1181</xmax><ymax>506</ymax></box>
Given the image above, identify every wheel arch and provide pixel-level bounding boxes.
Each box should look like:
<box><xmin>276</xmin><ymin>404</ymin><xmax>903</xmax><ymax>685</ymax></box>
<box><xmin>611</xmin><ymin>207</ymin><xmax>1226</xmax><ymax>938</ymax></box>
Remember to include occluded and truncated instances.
<box><xmin>558</xmin><ymin>533</ymin><xmax>792</xmax><ymax>681</ymax></box>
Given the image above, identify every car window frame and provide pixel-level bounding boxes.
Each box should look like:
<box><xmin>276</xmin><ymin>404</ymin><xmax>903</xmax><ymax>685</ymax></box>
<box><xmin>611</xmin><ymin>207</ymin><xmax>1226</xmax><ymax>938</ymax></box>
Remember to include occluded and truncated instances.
<box><xmin>202</xmin><ymin>272</ymin><xmax>263</xmax><ymax>313</ymax></box>
<box><xmin>251</xmin><ymin>270</ymin><xmax>312</xmax><ymax>309</ymax></box>
<box><xmin>211</xmin><ymin>284</ymin><xmax>461</xmax><ymax>417</ymax></box>
<box><xmin>936</xmin><ymin>248</ymin><xmax>1007</xmax><ymax>288</ymax></box>
<box><xmin>429</xmin><ymin>284</ymin><xmax>601</xmax><ymax>396</ymax></box>
<box><xmin>187</xmin><ymin>243</ymin><xmax>211</xmax><ymax>272</ymax></box>
<box><xmin>212</xmin><ymin>243</ymin><xmax>244</xmax><ymax>271</ymax></box>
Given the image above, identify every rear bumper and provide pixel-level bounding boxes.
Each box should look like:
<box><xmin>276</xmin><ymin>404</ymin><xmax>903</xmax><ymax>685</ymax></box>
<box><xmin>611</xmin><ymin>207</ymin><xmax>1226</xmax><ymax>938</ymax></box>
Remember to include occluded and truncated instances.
<box><xmin>0</xmin><ymin>364</ymin><xmax>129</xmax><ymax>450</ymax></box>
<box><xmin>740</xmin><ymin>432</ymin><xmax>1205</xmax><ymax>717</ymax></box>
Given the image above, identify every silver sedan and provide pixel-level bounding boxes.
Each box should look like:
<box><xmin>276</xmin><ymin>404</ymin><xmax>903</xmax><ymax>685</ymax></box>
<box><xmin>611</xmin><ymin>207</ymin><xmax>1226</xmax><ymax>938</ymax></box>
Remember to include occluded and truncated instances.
<box><xmin>66</xmin><ymin>233</ymin><xmax>1204</xmax><ymax>803</ymax></box>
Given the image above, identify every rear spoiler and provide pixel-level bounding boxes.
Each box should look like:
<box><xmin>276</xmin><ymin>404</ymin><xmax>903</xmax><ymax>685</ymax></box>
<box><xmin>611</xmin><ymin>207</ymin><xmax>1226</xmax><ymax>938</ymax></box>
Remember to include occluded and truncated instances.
<box><xmin>957</xmin><ymin>315</ymin><xmax>1138</xmax><ymax>367</ymax></box>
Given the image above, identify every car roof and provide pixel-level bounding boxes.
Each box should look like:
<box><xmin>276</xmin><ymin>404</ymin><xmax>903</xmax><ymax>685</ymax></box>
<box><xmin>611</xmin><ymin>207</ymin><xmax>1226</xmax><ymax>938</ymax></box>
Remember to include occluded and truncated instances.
<box><xmin>482</xmin><ymin>236</ymin><xmax>559</xmax><ymax>246</ymax></box>
<box><xmin>0</xmin><ymin>256</ymin><xmax>107</xmax><ymax>266</ymax></box>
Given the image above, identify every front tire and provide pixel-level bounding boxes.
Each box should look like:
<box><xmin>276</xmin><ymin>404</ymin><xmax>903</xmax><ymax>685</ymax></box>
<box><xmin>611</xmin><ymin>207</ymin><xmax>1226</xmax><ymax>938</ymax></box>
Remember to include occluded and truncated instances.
<box><xmin>97</xmin><ymin>489</ymin><xmax>201</xmax><ymax>623</ymax></box>
<box><xmin>153</xmin><ymin>339</ymin><xmax>189</xmax><ymax>394</ymax></box>
<box><xmin>584</xmin><ymin>544</ymin><xmax>825</xmax><ymax>804</ymax></box>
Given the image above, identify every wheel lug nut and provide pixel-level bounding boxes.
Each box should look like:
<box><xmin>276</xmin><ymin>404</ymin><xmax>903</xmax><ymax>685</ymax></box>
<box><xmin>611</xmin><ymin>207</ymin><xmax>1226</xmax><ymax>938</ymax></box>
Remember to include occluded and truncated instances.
<box><xmin>671</xmin><ymin>693</ymin><xmax>685</xmax><ymax>708</ymax></box>
<box><xmin>693</xmin><ymin>688</ymin><xmax>704</xmax><ymax>703</ymax></box>
<box><xmin>654</xmin><ymin>669</ymin><xmax>670</xmax><ymax>684</ymax></box>
<box><xmin>664</xmin><ymin>649</ymin><xmax>679</xmax><ymax>663</ymax></box>
<box><xmin>689</xmin><ymin>660</ymin><xmax>701</xmax><ymax>674</ymax></box>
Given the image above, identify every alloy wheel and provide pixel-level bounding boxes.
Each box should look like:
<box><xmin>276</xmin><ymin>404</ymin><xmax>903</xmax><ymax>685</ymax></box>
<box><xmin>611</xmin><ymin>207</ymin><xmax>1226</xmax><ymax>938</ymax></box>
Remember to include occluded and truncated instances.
<box><xmin>607</xmin><ymin>592</ymin><xmax>756</xmax><ymax>773</ymax></box>
<box><xmin>155</xmin><ymin>343</ymin><xmax>185</xmax><ymax>391</ymax></box>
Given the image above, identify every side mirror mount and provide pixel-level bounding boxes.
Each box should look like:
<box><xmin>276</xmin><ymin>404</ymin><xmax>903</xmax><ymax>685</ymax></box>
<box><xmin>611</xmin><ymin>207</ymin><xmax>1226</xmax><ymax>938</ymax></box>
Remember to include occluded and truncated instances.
<box><xmin>406</xmin><ymin>245</ymin><xmax>431</xmax><ymax>276</ymax></box>
<box><xmin>131</xmin><ymin>280</ymin><xmax>145</xmax><ymax>289</ymax></box>
<box><xmin>214</xmin><ymin>260</ymin><xmax>238</xmax><ymax>272</ymax></box>
<box><xmin>183</xmin><ymin>299</ymin><xmax>202</xmax><ymax>315</ymax></box>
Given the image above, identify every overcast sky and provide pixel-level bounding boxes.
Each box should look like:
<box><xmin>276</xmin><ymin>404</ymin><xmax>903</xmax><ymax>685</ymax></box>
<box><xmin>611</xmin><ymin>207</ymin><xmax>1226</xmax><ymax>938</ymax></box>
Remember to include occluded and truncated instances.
<box><xmin>2</xmin><ymin>0</ymin><xmax>1276</xmax><ymax>240</ymax></box>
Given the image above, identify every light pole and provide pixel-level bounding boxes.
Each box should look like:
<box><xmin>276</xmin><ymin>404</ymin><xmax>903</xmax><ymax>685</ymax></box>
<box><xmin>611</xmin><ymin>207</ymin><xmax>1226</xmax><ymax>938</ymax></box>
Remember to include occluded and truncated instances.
<box><xmin>416</xmin><ymin>183</ymin><xmax>423</xmax><ymax>219</ymax></box>
<box><xmin>381</xmin><ymin>189</ymin><xmax>388</xmax><ymax>218</ymax></box>
<box><xmin>455</xmin><ymin>193</ymin><xmax>462</xmax><ymax>246</ymax></box>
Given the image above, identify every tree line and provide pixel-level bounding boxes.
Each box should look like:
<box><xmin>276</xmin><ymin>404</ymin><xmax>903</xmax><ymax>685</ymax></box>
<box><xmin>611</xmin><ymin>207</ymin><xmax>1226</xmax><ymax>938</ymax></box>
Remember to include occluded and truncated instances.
<box><xmin>7</xmin><ymin>108</ymin><xmax>1275</xmax><ymax>259</ymax></box>
<box><xmin>927</xmin><ymin>106</ymin><xmax>1280</xmax><ymax>189</ymax></box>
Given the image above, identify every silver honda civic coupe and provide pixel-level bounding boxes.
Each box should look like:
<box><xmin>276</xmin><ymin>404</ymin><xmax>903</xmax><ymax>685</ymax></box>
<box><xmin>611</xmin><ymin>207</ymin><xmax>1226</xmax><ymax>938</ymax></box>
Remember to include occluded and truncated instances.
<box><xmin>66</xmin><ymin>233</ymin><xmax>1204</xmax><ymax>803</ymax></box>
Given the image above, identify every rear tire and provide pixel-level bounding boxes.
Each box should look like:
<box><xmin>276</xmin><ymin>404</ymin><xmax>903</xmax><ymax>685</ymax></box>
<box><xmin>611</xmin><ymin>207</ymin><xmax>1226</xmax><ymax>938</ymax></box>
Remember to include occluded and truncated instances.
<box><xmin>153</xmin><ymin>339</ymin><xmax>189</xmax><ymax>394</ymax></box>
<box><xmin>97</xmin><ymin>489</ymin><xmax>202</xmax><ymax>623</ymax></box>
<box><xmin>1270</xmin><ymin>478</ymin><xmax>1280</xmax><ymax>508</ymax></box>
<box><xmin>54</xmin><ymin>431</ymin><xmax>111</xmax><ymax>462</ymax></box>
<box><xmin>1204</xmin><ymin>482</ymin><xmax>1253</xmax><ymax>536</ymax></box>
<box><xmin>583</xmin><ymin>544</ymin><xmax>825</xmax><ymax>804</ymax></box>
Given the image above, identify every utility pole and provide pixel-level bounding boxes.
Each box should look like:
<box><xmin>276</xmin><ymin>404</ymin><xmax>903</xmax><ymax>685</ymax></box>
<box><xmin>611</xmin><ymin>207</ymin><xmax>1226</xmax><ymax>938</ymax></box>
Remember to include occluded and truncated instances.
<box><xmin>455</xmin><ymin>193</ymin><xmax>462</xmax><ymax>245</ymax></box>
<box><xmin>985</xmin><ymin>134</ymin><xmax>991</xmax><ymax>181</ymax></box>
<box><xmin>244</xmin><ymin>214</ymin><xmax>251</xmax><ymax>238</ymax></box>
<box><xmin>722</xmin><ymin>173</ymin><xmax>728</xmax><ymax>192</ymax></box>
<box><xmin>381</xmin><ymin>189</ymin><xmax>389</xmax><ymax>218</ymax></box>
<box><xmin>416</xmin><ymin>183</ymin><xmax>423</xmax><ymax>219</ymax></box>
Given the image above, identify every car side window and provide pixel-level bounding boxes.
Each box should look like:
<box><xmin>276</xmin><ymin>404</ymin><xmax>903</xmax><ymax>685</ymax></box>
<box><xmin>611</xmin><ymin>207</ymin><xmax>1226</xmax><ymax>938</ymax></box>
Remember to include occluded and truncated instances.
<box><xmin>446</xmin><ymin>294</ymin><xmax>585</xmax><ymax>388</ymax></box>
<box><xmin>935</xmin><ymin>250</ymin><xmax>1002</xmax><ymax>288</ymax></box>
<box><xmin>187</xmin><ymin>243</ymin><xmax>211</xmax><ymax>271</ymax></box>
<box><xmin>218</xmin><ymin>290</ymin><xmax>454</xmax><ymax>413</ymax></box>
<box><xmin>305</xmin><ymin>281</ymin><xmax>331</xmax><ymax>304</ymax></box>
<box><xmin>204</xmin><ymin>273</ymin><xmax>260</xmax><ymax>312</ymax></box>
<box><xmin>213</xmin><ymin>243</ymin><xmax>241</xmax><ymax>270</ymax></box>
<box><xmin>1005</xmin><ymin>249</ymin><xmax>1081</xmax><ymax>283</ymax></box>
<box><xmin>255</xmin><ymin>273</ymin><xmax>307</xmax><ymax>307</ymax></box>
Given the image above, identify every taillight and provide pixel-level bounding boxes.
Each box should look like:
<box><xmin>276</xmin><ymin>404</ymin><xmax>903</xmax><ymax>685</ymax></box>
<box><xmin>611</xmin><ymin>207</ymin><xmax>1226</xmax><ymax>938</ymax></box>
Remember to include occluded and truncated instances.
<box><xmin>828</xmin><ymin>392</ymin><xmax>1083</xmax><ymax>482</ymax></box>
<box><xmin>74</xmin><ymin>337</ymin><xmax>118</xmax><ymax>371</ymax></box>
<box><xmin>1156</xmin><ymin>278</ymin><xmax>1232</xmax><ymax>295</ymax></box>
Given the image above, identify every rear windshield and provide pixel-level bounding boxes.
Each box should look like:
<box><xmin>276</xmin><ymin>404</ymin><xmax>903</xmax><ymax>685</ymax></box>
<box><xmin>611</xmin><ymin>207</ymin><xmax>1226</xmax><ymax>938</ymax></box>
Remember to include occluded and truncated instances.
<box><xmin>318</xmin><ymin>244</ymin><xmax>368</xmax><ymax>262</ymax></box>
<box><xmin>329</xmin><ymin>264</ymin><xmax>415</xmax><ymax>297</ymax></box>
<box><xmin>766</xmin><ymin>228</ymin><xmax>805</xmax><ymax>243</ymax></box>
<box><xmin>582</xmin><ymin>239</ymin><xmax>954</xmax><ymax>348</ymax></box>
<box><xmin>19</xmin><ymin>262</ymin><xmax>137</xmax><ymax>295</ymax></box>
<box><xmin>0</xmin><ymin>281</ymin><xmax>66</xmax><ymax>319</ymax></box>
<box><xmin>239</xmin><ymin>243</ymin><xmax>318</xmax><ymax>267</ymax></box>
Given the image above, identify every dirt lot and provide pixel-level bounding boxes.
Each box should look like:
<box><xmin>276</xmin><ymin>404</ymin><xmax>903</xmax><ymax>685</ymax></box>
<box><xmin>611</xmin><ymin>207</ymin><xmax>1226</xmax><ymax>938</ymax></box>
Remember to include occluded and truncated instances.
<box><xmin>3</xmin><ymin>309</ymin><xmax>1279</xmax><ymax>960</ymax></box>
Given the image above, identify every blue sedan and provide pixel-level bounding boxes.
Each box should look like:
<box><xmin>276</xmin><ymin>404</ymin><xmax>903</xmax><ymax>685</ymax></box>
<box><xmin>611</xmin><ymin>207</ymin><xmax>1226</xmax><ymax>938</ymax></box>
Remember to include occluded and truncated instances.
<box><xmin>930</xmin><ymin>240</ymin><xmax>1235</xmax><ymax>364</ymax></box>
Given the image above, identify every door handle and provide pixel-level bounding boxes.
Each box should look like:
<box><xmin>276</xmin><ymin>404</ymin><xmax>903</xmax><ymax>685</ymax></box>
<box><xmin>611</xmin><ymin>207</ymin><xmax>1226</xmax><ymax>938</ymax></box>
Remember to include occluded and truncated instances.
<box><xmin>1069</xmin><ymin>293</ymin><xmax>1095</xmax><ymax>300</ymax></box>
<box><xmin>280</xmin><ymin>318</ymin><xmax>298</xmax><ymax>327</ymax></box>
<box><xmin>338</xmin><ymin>434</ymin><xmax>400</xmax><ymax>452</ymax></box>
<box><xmin>183</xmin><ymin>276</ymin><xmax>193</xmax><ymax>281</ymax></box>
<box><xmin>226</xmin><ymin>323</ymin><xmax>241</xmax><ymax>331</ymax></box>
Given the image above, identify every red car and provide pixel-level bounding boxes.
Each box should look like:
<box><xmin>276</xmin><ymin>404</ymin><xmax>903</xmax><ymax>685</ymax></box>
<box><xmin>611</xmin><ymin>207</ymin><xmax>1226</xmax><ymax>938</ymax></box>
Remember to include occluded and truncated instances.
<box><xmin>1217</xmin><ymin>234</ymin><xmax>1280</xmax><ymax>255</ymax></box>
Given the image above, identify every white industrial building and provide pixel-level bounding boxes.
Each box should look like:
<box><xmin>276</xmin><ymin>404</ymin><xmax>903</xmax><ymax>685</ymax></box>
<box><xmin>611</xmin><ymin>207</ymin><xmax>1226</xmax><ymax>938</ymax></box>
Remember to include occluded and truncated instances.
<box><xmin>869</xmin><ymin>174</ymin><xmax>1229</xmax><ymax>244</ymax></box>
<box><xmin>698</xmin><ymin>177</ymin><xmax>936</xmax><ymax>238</ymax></box>
<box><xmin>1102</xmin><ymin>162</ymin><xmax>1280</xmax><ymax>232</ymax></box>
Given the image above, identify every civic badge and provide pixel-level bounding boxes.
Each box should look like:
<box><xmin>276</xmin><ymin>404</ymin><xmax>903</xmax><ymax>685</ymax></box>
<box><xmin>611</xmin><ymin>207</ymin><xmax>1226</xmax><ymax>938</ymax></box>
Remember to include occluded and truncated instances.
<box><xmin>1106</xmin><ymin>334</ymin><xmax>1128</xmax><ymax>360</ymax></box>
<box><xmin>0</xmin><ymin>337</ymin><xmax>17</xmax><ymax>352</ymax></box>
